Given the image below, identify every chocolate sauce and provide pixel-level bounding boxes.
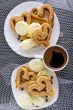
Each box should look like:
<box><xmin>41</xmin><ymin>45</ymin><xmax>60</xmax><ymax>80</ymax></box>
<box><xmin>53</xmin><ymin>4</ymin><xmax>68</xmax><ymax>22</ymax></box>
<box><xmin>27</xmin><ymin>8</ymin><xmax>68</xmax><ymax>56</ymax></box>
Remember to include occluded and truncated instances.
<box><xmin>50</xmin><ymin>51</ymin><xmax>64</xmax><ymax>68</ymax></box>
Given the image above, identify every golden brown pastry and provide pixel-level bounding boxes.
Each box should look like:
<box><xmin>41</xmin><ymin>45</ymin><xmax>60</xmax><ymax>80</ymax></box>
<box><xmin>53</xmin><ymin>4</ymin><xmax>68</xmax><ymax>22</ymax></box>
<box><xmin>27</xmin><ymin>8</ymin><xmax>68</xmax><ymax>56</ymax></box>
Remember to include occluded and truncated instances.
<box><xmin>10</xmin><ymin>16</ymin><xmax>23</xmax><ymax>32</ymax></box>
<box><xmin>42</xmin><ymin>23</ymin><xmax>52</xmax><ymax>40</ymax></box>
<box><xmin>31</xmin><ymin>8</ymin><xmax>38</xmax><ymax>15</ymax></box>
<box><xmin>31</xmin><ymin>4</ymin><xmax>54</xmax><ymax>27</ymax></box>
<box><xmin>28</xmin><ymin>75</ymin><xmax>54</xmax><ymax>97</ymax></box>
<box><xmin>31</xmin><ymin>14</ymin><xmax>48</xmax><ymax>24</ymax></box>
<box><xmin>37</xmin><ymin>4</ymin><xmax>54</xmax><ymax>25</ymax></box>
<box><xmin>18</xmin><ymin>35</ymin><xmax>28</xmax><ymax>41</ymax></box>
<box><xmin>16</xmin><ymin>66</ymin><xmax>37</xmax><ymax>89</ymax></box>
<box><xmin>31</xmin><ymin>7</ymin><xmax>48</xmax><ymax>24</ymax></box>
<box><xmin>32</xmin><ymin>23</ymin><xmax>52</xmax><ymax>46</ymax></box>
<box><xmin>32</xmin><ymin>30</ymin><xmax>48</xmax><ymax>46</ymax></box>
<box><xmin>20</xmin><ymin>12</ymin><xmax>31</xmax><ymax>24</ymax></box>
<box><xmin>9</xmin><ymin>4</ymin><xmax>54</xmax><ymax>46</ymax></box>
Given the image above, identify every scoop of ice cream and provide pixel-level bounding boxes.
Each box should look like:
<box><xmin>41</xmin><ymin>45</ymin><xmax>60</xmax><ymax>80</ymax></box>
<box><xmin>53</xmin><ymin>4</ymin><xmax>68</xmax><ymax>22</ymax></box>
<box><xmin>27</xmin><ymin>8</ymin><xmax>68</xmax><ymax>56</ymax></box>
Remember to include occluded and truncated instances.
<box><xmin>15</xmin><ymin>21</ymin><xmax>29</xmax><ymax>35</ymax></box>
<box><xmin>19</xmin><ymin>39</ymin><xmax>35</xmax><ymax>50</ymax></box>
<box><xmin>28</xmin><ymin>22</ymin><xmax>41</xmax><ymax>37</ymax></box>
<box><xmin>18</xmin><ymin>91</ymin><xmax>33</xmax><ymax>109</ymax></box>
<box><xmin>37</xmin><ymin>69</ymin><xmax>51</xmax><ymax>80</ymax></box>
<box><xmin>32</xmin><ymin>96</ymin><xmax>46</xmax><ymax>107</ymax></box>
<box><xmin>18</xmin><ymin>92</ymin><xmax>46</xmax><ymax>109</ymax></box>
<box><xmin>28</xmin><ymin>59</ymin><xmax>44</xmax><ymax>72</ymax></box>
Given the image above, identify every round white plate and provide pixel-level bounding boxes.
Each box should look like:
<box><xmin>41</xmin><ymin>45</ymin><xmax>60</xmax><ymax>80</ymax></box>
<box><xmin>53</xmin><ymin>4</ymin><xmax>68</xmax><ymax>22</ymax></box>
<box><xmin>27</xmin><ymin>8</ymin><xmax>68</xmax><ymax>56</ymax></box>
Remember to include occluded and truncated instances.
<box><xmin>4</xmin><ymin>1</ymin><xmax>60</xmax><ymax>58</ymax></box>
<box><xmin>11</xmin><ymin>63</ymin><xmax>59</xmax><ymax>110</ymax></box>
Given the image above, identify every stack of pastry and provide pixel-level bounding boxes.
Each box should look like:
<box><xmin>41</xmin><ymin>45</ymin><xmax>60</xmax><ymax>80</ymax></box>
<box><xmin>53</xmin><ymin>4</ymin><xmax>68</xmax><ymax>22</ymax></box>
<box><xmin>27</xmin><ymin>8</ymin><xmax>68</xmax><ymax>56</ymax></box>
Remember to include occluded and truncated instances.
<box><xmin>10</xmin><ymin>4</ymin><xmax>54</xmax><ymax>49</ymax></box>
<box><xmin>16</xmin><ymin>59</ymin><xmax>54</xmax><ymax>97</ymax></box>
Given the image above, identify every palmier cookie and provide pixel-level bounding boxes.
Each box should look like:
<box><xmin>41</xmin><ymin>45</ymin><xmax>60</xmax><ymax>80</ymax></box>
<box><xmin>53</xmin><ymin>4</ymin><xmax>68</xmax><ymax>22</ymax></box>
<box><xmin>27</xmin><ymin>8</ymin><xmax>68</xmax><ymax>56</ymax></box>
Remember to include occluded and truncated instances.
<box><xmin>37</xmin><ymin>4</ymin><xmax>54</xmax><ymax>24</ymax></box>
<box><xmin>31</xmin><ymin>14</ymin><xmax>48</xmax><ymax>25</ymax></box>
<box><xmin>20</xmin><ymin>11</ymin><xmax>31</xmax><ymax>24</ymax></box>
<box><xmin>31</xmin><ymin>8</ymin><xmax>38</xmax><ymax>15</ymax></box>
<box><xmin>31</xmin><ymin>4</ymin><xmax>54</xmax><ymax>26</ymax></box>
<box><xmin>32</xmin><ymin>23</ymin><xmax>52</xmax><ymax>46</ymax></box>
<box><xmin>16</xmin><ymin>66</ymin><xmax>37</xmax><ymax>89</ymax></box>
<box><xmin>31</xmin><ymin>7</ymin><xmax>47</xmax><ymax>24</ymax></box>
<box><xmin>10</xmin><ymin>16</ymin><xmax>23</xmax><ymax>32</ymax></box>
<box><xmin>32</xmin><ymin>30</ymin><xmax>48</xmax><ymax>46</ymax></box>
<box><xmin>28</xmin><ymin>75</ymin><xmax>54</xmax><ymax>97</ymax></box>
<box><xmin>42</xmin><ymin>23</ymin><xmax>52</xmax><ymax>40</ymax></box>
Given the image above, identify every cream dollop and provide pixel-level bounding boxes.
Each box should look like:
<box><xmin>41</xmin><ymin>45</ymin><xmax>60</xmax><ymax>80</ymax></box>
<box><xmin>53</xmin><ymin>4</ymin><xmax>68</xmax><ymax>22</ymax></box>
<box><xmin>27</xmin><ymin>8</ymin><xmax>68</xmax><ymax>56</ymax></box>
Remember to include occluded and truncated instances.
<box><xmin>19</xmin><ymin>39</ymin><xmax>35</xmax><ymax>50</ymax></box>
<box><xmin>28</xmin><ymin>59</ymin><xmax>44</xmax><ymax>72</ymax></box>
<box><xmin>17</xmin><ymin>92</ymin><xmax>33</xmax><ymax>109</ymax></box>
<box><xmin>32</xmin><ymin>96</ymin><xmax>46</xmax><ymax>107</ymax></box>
<box><xmin>28</xmin><ymin>22</ymin><xmax>41</xmax><ymax>37</ymax></box>
<box><xmin>15</xmin><ymin>21</ymin><xmax>29</xmax><ymax>35</ymax></box>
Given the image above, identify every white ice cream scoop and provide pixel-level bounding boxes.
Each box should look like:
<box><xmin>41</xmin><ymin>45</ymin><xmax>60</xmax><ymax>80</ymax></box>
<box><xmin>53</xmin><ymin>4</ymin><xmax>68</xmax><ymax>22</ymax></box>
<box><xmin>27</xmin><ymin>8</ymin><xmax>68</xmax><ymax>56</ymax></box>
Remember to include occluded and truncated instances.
<box><xmin>28</xmin><ymin>59</ymin><xmax>44</xmax><ymax>72</ymax></box>
<box><xmin>15</xmin><ymin>21</ymin><xmax>29</xmax><ymax>35</ymax></box>
<box><xmin>19</xmin><ymin>39</ymin><xmax>35</xmax><ymax>50</ymax></box>
<box><xmin>28</xmin><ymin>22</ymin><xmax>41</xmax><ymax>37</ymax></box>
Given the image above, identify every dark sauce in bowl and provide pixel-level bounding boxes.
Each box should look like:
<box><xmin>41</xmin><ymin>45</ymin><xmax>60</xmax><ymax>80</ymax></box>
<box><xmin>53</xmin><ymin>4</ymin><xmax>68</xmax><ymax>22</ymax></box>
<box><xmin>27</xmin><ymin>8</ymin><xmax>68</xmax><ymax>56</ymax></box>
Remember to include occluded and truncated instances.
<box><xmin>50</xmin><ymin>51</ymin><xmax>64</xmax><ymax>68</ymax></box>
<box><xmin>44</xmin><ymin>46</ymin><xmax>67</xmax><ymax>69</ymax></box>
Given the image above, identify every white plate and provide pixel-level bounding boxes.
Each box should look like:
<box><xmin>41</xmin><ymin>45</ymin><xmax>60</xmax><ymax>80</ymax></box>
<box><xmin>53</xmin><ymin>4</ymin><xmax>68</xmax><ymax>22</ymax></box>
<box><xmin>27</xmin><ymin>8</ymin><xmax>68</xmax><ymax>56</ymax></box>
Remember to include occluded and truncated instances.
<box><xmin>4</xmin><ymin>1</ymin><xmax>60</xmax><ymax>58</ymax></box>
<box><xmin>11</xmin><ymin>63</ymin><xmax>59</xmax><ymax>110</ymax></box>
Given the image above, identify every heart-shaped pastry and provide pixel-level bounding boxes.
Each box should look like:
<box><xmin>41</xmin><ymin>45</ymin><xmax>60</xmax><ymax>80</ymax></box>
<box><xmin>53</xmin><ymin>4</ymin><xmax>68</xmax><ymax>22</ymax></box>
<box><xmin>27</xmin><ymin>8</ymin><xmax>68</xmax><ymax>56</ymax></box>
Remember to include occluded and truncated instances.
<box><xmin>10</xmin><ymin>16</ymin><xmax>29</xmax><ymax>41</ymax></box>
<box><xmin>20</xmin><ymin>12</ymin><xmax>31</xmax><ymax>24</ymax></box>
<box><xmin>31</xmin><ymin>13</ymin><xmax>48</xmax><ymax>25</ymax></box>
<box><xmin>31</xmin><ymin>7</ymin><xmax>47</xmax><ymax>24</ymax></box>
<box><xmin>16</xmin><ymin>66</ymin><xmax>37</xmax><ymax>89</ymax></box>
<box><xmin>32</xmin><ymin>23</ymin><xmax>52</xmax><ymax>46</ymax></box>
<box><xmin>37</xmin><ymin>4</ymin><xmax>54</xmax><ymax>24</ymax></box>
<box><xmin>28</xmin><ymin>75</ymin><xmax>54</xmax><ymax>97</ymax></box>
<box><xmin>10</xmin><ymin>16</ymin><xmax>23</xmax><ymax>32</ymax></box>
<box><xmin>31</xmin><ymin>4</ymin><xmax>54</xmax><ymax>27</ymax></box>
